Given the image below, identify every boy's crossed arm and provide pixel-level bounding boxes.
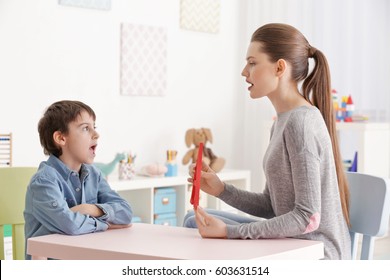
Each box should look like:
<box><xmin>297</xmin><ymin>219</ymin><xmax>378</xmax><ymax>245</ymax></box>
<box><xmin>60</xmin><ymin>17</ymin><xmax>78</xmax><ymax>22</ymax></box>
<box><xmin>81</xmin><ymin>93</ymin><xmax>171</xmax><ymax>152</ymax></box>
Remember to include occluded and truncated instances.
<box><xmin>70</xmin><ymin>204</ymin><xmax>131</xmax><ymax>229</ymax></box>
<box><xmin>70</xmin><ymin>204</ymin><xmax>103</xmax><ymax>217</ymax></box>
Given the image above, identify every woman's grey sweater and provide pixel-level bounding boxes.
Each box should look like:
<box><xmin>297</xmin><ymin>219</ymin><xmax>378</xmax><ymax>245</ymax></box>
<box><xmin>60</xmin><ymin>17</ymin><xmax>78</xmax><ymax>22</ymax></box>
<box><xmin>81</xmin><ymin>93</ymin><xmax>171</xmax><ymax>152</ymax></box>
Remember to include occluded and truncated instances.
<box><xmin>219</xmin><ymin>106</ymin><xmax>351</xmax><ymax>259</ymax></box>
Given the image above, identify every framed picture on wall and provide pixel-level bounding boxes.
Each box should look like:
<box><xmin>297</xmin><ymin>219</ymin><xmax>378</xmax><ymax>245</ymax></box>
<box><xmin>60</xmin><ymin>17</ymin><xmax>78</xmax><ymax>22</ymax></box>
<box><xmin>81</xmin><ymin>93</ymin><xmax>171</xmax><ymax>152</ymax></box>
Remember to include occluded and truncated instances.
<box><xmin>120</xmin><ymin>23</ymin><xmax>167</xmax><ymax>97</ymax></box>
<box><xmin>58</xmin><ymin>0</ymin><xmax>111</xmax><ymax>11</ymax></box>
<box><xmin>180</xmin><ymin>0</ymin><xmax>220</xmax><ymax>34</ymax></box>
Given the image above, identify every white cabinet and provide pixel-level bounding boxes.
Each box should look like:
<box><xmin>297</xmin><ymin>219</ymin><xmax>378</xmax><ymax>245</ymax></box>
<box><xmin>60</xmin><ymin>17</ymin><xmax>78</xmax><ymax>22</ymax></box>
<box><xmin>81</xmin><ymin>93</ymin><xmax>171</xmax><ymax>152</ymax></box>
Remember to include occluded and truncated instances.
<box><xmin>108</xmin><ymin>169</ymin><xmax>251</xmax><ymax>226</ymax></box>
<box><xmin>336</xmin><ymin>122</ymin><xmax>390</xmax><ymax>178</ymax></box>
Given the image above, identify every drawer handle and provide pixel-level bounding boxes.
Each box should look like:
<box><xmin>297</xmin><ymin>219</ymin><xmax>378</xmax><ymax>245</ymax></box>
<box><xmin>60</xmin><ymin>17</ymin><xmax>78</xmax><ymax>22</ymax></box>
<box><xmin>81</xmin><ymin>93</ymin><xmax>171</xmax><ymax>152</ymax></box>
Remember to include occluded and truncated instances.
<box><xmin>162</xmin><ymin>197</ymin><xmax>169</xmax><ymax>205</ymax></box>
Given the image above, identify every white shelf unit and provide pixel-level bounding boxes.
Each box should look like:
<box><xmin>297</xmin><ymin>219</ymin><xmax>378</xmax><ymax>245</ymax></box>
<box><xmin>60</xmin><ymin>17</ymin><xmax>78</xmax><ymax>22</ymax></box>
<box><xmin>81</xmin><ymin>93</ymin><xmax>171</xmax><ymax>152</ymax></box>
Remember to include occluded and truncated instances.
<box><xmin>108</xmin><ymin>169</ymin><xmax>251</xmax><ymax>226</ymax></box>
<box><xmin>336</xmin><ymin>122</ymin><xmax>390</xmax><ymax>178</ymax></box>
<box><xmin>337</xmin><ymin>122</ymin><xmax>390</xmax><ymax>240</ymax></box>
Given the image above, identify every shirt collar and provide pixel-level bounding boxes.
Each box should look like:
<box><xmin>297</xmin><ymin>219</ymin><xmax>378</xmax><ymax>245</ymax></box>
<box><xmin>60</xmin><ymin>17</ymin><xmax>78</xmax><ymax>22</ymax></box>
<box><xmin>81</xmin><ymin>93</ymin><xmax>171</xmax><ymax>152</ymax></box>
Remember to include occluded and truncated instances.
<box><xmin>47</xmin><ymin>155</ymin><xmax>89</xmax><ymax>181</ymax></box>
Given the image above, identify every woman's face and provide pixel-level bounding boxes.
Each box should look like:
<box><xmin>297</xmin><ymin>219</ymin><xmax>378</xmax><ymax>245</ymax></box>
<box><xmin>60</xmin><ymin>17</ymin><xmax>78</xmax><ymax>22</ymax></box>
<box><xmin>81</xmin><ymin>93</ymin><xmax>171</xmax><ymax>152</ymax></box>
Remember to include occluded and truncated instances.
<box><xmin>241</xmin><ymin>42</ymin><xmax>279</xmax><ymax>99</ymax></box>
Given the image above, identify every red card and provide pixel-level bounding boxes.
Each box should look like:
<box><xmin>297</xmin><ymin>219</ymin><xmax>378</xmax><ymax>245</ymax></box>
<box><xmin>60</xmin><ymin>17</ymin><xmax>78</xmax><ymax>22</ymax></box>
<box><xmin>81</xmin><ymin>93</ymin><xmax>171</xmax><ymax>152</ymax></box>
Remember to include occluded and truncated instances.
<box><xmin>190</xmin><ymin>142</ymin><xmax>203</xmax><ymax>210</ymax></box>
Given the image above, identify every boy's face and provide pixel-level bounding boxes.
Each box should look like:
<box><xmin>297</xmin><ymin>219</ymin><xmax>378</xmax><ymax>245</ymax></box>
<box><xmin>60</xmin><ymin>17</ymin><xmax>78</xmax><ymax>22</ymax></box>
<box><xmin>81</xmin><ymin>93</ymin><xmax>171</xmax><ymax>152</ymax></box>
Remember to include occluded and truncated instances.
<box><xmin>57</xmin><ymin>110</ymin><xmax>99</xmax><ymax>171</ymax></box>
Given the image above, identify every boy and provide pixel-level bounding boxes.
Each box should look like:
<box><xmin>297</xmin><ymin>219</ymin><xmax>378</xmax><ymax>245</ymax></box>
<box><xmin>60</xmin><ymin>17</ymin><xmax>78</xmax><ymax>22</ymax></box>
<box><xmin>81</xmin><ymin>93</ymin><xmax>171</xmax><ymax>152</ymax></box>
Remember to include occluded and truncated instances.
<box><xmin>24</xmin><ymin>100</ymin><xmax>132</xmax><ymax>259</ymax></box>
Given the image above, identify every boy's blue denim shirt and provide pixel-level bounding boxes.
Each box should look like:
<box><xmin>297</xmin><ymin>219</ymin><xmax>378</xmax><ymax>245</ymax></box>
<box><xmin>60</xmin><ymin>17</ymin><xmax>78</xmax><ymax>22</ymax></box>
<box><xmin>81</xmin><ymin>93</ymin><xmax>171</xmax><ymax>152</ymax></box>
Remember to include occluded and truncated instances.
<box><xmin>24</xmin><ymin>155</ymin><xmax>132</xmax><ymax>259</ymax></box>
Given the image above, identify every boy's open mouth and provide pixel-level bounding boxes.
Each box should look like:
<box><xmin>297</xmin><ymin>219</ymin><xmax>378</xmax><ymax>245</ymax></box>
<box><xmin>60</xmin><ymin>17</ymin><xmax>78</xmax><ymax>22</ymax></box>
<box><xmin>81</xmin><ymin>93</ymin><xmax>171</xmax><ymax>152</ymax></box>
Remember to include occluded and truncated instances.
<box><xmin>90</xmin><ymin>144</ymin><xmax>97</xmax><ymax>154</ymax></box>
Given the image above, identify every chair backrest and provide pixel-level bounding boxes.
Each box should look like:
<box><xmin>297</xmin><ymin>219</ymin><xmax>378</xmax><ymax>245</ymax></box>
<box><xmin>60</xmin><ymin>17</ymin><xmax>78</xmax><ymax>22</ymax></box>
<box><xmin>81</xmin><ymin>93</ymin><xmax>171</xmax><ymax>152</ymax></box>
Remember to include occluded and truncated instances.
<box><xmin>346</xmin><ymin>172</ymin><xmax>390</xmax><ymax>260</ymax></box>
<box><xmin>0</xmin><ymin>167</ymin><xmax>37</xmax><ymax>260</ymax></box>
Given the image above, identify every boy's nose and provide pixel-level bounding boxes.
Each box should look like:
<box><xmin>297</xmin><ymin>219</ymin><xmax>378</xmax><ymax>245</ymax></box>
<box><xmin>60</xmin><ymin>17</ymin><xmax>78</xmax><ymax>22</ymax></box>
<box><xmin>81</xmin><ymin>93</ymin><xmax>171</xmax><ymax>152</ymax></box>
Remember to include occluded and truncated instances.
<box><xmin>93</xmin><ymin>131</ymin><xmax>100</xmax><ymax>139</ymax></box>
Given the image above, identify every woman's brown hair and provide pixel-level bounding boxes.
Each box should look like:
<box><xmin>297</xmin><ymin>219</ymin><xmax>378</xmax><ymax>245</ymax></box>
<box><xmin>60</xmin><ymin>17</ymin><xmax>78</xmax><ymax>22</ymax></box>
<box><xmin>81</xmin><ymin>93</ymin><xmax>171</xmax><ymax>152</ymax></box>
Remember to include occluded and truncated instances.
<box><xmin>251</xmin><ymin>23</ymin><xmax>350</xmax><ymax>226</ymax></box>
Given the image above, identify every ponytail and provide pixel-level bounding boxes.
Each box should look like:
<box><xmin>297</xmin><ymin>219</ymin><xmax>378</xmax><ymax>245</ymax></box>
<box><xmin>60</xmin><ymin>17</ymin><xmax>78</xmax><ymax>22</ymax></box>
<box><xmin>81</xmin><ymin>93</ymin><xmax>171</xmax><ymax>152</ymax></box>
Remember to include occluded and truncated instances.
<box><xmin>302</xmin><ymin>49</ymin><xmax>351</xmax><ymax>227</ymax></box>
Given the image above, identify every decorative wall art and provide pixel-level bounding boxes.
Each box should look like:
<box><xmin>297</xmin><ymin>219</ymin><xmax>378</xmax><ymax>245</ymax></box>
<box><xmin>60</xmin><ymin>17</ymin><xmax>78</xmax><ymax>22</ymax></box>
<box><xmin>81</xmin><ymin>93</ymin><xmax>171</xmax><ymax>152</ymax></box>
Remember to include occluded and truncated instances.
<box><xmin>180</xmin><ymin>0</ymin><xmax>220</xmax><ymax>34</ymax></box>
<box><xmin>120</xmin><ymin>23</ymin><xmax>167</xmax><ymax>97</ymax></box>
<box><xmin>58</xmin><ymin>0</ymin><xmax>111</xmax><ymax>11</ymax></box>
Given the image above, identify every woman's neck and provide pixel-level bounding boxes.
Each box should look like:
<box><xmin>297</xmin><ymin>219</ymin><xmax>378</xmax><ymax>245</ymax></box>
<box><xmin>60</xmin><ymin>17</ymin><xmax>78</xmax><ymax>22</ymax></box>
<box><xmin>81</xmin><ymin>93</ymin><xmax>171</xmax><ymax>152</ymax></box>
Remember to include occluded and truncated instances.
<box><xmin>268</xmin><ymin>84</ymin><xmax>311</xmax><ymax>114</ymax></box>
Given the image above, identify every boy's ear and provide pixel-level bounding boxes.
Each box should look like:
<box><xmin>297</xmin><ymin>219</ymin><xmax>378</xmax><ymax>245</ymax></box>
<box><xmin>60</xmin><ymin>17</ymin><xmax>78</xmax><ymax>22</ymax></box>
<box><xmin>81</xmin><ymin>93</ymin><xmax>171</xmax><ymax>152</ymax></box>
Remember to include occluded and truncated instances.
<box><xmin>275</xmin><ymin>59</ymin><xmax>287</xmax><ymax>77</ymax></box>
<box><xmin>53</xmin><ymin>131</ymin><xmax>66</xmax><ymax>146</ymax></box>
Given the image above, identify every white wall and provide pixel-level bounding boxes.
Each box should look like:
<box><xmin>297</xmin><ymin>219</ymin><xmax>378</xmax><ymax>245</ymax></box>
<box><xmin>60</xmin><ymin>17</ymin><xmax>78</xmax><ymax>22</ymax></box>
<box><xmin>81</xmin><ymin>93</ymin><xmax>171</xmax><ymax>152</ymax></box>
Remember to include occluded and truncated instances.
<box><xmin>1</xmin><ymin>0</ymin><xmax>389</xmax><ymax>190</ymax></box>
<box><xmin>236</xmin><ymin>0</ymin><xmax>390</xmax><ymax>191</ymax></box>
<box><xmin>0</xmin><ymin>0</ymin><xmax>242</xmax><ymax>171</ymax></box>
<box><xmin>241</xmin><ymin>0</ymin><xmax>390</xmax><ymax>117</ymax></box>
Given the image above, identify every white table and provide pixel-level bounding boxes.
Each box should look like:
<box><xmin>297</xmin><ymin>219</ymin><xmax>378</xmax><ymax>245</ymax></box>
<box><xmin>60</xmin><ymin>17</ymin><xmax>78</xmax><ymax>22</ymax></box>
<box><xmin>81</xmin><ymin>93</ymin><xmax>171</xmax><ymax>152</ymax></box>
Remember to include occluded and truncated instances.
<box><xmin>27</xmin><ymin>223</ymin><xmax>324</xmax><ymax>260</ymax></box>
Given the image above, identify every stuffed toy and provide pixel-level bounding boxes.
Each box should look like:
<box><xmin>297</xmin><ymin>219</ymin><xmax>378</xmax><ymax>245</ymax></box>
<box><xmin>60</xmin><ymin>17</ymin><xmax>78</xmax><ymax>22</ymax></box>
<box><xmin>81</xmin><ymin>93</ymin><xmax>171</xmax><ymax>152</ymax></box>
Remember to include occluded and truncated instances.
<box><xmin>139</xmin><ymin>163</ymin><xmax>168</xmax><ymax>177</ymax></box>
<box><xmin>94</xmin><ymin>152</ymin><xmax>127</xmax><ymax>178</ymax></box>
<box><xmin>182</xmin><ymin>128</ymin><xmax>225</xmax><ymax>172</ymax></box>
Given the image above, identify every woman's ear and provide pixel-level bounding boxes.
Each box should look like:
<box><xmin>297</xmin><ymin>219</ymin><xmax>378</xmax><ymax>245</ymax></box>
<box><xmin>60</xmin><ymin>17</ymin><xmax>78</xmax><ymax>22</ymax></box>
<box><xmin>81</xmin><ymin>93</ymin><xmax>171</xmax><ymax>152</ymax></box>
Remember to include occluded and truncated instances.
<box><xmin>275</xmin><ymin>59</ymin><xmax>287</xmax><ymax>77</ymax></box>
<box><xmin>53</xmin><ymin>131</ymin><xmax>66</xmax><ymax>146</ymax></box>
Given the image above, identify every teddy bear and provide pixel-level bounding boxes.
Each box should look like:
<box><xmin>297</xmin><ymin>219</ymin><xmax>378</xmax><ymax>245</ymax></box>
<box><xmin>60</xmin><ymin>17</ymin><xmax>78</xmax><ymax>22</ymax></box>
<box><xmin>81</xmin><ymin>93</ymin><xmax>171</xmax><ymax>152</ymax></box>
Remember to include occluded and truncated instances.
<box><xmin>182</xmin><ymin>128</ymin><xmax>225</xmax><ymax>172</ymax></box>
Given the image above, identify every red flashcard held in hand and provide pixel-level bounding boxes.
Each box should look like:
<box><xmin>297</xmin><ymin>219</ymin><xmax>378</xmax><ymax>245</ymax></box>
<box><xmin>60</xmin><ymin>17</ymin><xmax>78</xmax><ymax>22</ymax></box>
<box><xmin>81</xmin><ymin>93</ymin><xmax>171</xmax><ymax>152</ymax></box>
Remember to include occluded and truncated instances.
<box><xmin>190</xmin><ymin>142</ymin><xmax>204</xmax><ymax>210</ymax></box>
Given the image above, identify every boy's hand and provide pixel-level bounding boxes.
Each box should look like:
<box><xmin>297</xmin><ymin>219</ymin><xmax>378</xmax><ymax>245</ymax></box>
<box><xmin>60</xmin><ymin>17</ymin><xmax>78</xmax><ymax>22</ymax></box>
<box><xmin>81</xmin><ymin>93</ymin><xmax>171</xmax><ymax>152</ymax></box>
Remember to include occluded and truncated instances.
<box><xmin>107</xmin><ymin>223</ymin><xmax>132</xmax><ymax>229</ymax></box>
<box><xmin>70</xmin><ymin>204</ymin><xmax>104</xmax><ymax>217</ymax></box>
<box><xmin>195</xmin><ymin>207</ymin><xmax>227</xmax><ymax>238</ymax></box>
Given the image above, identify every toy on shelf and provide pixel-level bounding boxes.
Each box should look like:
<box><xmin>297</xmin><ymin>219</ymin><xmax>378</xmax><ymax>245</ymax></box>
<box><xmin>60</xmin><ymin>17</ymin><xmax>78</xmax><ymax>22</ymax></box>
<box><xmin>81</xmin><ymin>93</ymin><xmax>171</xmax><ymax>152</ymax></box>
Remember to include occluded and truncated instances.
<box><xmin>139</xmin><ymin>163</ymin><xmax>167</xmax><ymax>177</ymax></box>
<box><xmin>182</xmin><ymin>128</ymin><xmax>225</xmax><ymax>173</ymax></box>
<box><xmin>332</xmin><ymin>90</ymin><xmax>356</xmax><ymax>122</ymax></box>
<box><xmin>94</xmin><ymin>152</ymin><xmax>126</xmax><ymax>178</ymax></box>
<box><xmin>343</xmin><ymin>152</ymin><xmax>358</xmax><ymax>172</ymax></box>
<box><xmin>118</xmin><ymin>152</ymin><xmax>136</xmax><ymax>180</ymax></box>
<box><xmin>165</xmin><ymin>150</ymin><xmax>178</xmax><ymax>177</ymax></box>
<box><xmin>0</xmin><ymin>133</ymin><xmax>12</xmax><ymax>167</ymax></box>
<box><xmin>349</xmin><ymin>152</ymin><xmax>358</xmax><ymax>172</ymax></box>
<box><xmin>344</xmin><ymin>95</ymin><xmax>355</xmax><ymax>122</ymax></box>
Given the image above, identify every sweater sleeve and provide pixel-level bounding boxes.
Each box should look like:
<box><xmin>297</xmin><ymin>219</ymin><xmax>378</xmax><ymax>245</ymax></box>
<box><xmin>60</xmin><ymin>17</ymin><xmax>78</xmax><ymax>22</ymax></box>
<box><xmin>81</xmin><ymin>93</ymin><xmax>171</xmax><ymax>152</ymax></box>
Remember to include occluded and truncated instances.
<box><xmin>225</xmin><ymin>109</ymin><xmax>324</xmax><ymax>239</ymax></box>
<box><xmin>226</xmin><ymin>149</ymin><xmax>322</xmax><ymax>239</ymax></box>
<box><xmin>218</xmin><ymin>183</ymin><xmax>275</xmax><ymax>219</ymax></box>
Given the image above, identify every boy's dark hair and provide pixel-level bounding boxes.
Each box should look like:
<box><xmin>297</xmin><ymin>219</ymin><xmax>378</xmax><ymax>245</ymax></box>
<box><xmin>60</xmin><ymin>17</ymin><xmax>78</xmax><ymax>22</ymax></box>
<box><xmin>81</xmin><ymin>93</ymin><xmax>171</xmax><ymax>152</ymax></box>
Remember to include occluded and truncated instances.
<box><xmin>38</xmin><ymin>100</ymin><xmax>96</xmax><ymax>157</ymax></box>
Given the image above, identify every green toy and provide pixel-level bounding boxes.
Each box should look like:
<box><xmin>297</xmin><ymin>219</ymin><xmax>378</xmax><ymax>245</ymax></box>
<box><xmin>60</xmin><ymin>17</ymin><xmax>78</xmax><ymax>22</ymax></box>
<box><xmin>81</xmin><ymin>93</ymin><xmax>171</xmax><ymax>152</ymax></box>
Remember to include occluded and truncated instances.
<box><xmin>94</xmin><ymin>152</ymin><xmax>127</xmax><ymax>178</ymax></box>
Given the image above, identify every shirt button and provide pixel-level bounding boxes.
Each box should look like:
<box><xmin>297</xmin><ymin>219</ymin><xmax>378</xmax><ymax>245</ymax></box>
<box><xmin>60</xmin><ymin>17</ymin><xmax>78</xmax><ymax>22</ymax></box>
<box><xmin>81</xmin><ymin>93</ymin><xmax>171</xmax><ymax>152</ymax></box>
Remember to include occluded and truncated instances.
<box><xmin>76</xmin><ymin>187</ymin><xmax>80</xmax><ymax>192</ymax></box>
<box><xmin>52</xmin><ymin>202</ymin><xmax>58</xmax><ymax>207</ymax></box>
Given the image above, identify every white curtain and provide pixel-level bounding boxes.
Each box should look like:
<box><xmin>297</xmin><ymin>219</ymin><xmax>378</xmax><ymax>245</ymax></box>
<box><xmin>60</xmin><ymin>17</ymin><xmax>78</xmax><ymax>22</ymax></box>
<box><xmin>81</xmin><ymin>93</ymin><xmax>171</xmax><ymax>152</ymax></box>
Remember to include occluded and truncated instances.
<box><xmin>234</xmin><ymin>0</ymin><xmax>390</xmax><ymax>191</ymax></box>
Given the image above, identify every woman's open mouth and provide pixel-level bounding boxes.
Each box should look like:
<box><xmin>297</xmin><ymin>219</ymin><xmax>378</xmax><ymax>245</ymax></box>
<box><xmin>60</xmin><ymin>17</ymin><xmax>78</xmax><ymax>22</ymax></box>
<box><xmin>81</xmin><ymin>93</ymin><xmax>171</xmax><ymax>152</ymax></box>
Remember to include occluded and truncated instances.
<box><xmin>246</xmin><ymin>80</ymin><xmax>253</xmax><ymax>90</ymax></box>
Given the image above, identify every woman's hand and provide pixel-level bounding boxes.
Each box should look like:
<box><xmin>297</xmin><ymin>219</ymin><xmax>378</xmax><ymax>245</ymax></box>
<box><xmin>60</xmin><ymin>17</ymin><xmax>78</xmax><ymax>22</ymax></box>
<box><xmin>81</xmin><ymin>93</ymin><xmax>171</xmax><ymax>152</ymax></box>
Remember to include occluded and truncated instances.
<box><xmin>188</xmin><ymin>161</ymin><xmax>225</xmax><ymax>197</ymax></box>
<box><xmin>195</xmin><ymin>207</ymin><xmax>227</xmax><ymax>238</ymax></box>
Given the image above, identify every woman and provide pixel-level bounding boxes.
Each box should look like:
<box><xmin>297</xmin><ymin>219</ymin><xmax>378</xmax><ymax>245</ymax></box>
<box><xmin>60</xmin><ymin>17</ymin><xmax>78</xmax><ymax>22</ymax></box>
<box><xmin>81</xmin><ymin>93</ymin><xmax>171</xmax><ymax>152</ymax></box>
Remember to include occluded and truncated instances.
<box><xmin>184</xmin><ymin>23</ymin><xmax>351</xmax><ymax>260</ymax></box>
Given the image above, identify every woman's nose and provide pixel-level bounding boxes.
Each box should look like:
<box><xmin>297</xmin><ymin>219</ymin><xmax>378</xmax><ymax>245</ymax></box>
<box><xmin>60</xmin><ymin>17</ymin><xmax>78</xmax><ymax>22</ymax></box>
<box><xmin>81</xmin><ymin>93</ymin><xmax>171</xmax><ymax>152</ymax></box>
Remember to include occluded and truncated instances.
<box><xmin>241</xmin><ymin>66</ymin><xmax>248</xmax><ymax>77</ymax></box>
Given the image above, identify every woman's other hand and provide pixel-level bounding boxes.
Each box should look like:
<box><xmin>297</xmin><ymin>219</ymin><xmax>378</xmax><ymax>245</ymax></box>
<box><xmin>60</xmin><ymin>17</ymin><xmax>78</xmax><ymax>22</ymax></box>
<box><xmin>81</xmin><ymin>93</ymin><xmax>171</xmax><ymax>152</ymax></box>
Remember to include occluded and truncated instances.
<box><xmin>195</xmin><ymin>207</ymin><xmax>227</xmax><ymax>238</ymax></box>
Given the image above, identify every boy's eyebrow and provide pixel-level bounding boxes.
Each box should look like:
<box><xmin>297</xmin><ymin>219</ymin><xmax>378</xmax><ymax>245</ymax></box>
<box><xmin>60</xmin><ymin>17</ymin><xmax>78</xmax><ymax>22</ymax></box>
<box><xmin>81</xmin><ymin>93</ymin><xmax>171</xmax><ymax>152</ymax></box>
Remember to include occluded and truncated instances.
<box><xmin>246</xmin><ymin>56</ymin><xmax>255</xmax><ymax>61</ymax></box>
<box><xmin>77</xmin><ymin>122</ymin><xmax>94</xmax><ymax>127</ymax></box>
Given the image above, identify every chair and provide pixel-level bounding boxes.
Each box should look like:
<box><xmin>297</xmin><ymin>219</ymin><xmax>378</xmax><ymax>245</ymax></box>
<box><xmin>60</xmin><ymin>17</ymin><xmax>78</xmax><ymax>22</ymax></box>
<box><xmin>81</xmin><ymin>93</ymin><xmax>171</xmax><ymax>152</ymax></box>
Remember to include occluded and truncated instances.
<box><xmin>0</xmin><ymin>167</ymin><xmax>37</xmax><ymax>260</ymax></box>
<box><xmin>346</xmin><ymin>172</ymin><xmax>390</xmax><ymax>260</ymax></box>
